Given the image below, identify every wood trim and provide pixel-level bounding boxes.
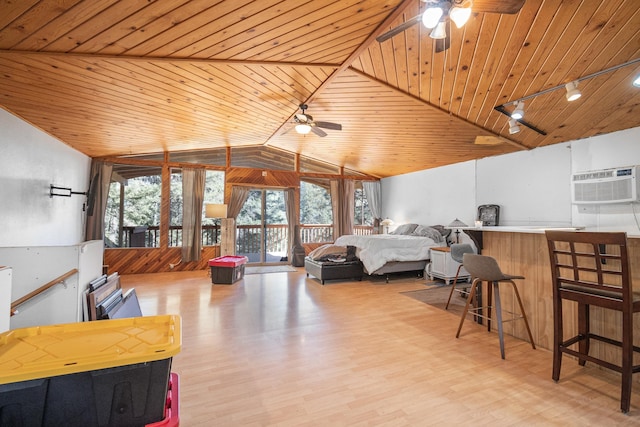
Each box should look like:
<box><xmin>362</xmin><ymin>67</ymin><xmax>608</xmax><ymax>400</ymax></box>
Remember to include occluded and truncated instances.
<box><xmin>11</xmin><ymin>269</ymin><xmax>78</xmax><ymax>315</ymax></box>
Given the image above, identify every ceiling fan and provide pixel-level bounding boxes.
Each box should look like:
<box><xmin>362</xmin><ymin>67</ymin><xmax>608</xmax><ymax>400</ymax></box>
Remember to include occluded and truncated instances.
<box><xmin>290</xmin><ymin>104</ymin><xmax>342</xmax><ymax>137</ymax></box>
<box><xmin>376</xmin><ymin>0</ymin><xmax>526</xmax><ymax>53</ymax></box>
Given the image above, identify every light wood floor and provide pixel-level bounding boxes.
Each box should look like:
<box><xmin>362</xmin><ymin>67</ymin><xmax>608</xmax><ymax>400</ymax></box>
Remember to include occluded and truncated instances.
<box><xmin>121</xmin><ymin>269</ymin><xmax>640</xmax><ymax>426</ymax></box>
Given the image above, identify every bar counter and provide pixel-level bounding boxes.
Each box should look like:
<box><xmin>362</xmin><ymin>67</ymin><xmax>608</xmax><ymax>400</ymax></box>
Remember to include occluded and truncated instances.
<box><xmin>464</xmin><ymin>227</ymin><xmax>640</xmax><ymax>378</ymax></box>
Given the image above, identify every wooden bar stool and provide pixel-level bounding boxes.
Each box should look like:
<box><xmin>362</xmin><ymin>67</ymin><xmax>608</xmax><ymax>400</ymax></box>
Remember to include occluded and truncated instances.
<box><xmin>545</xmin><ymin>230</ymin><xmax>640</xmax><ymax>413</ymax></box>
<box><xmin>455</xmin><ymin>253</ymin><xmax>536</xmax><ymax>359</ymax></box>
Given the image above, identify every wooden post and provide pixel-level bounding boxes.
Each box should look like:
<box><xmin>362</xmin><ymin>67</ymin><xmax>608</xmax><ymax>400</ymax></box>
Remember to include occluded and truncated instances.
<box><xmin>221</xmin><ymin>218</ymin><xmax>236</xmax><ymax>256</ymax></box>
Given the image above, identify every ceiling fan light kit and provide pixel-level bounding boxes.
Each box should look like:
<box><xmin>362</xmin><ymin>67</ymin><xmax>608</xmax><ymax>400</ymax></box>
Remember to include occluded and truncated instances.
<box><xmin>421</xmin><ymin>6</ymin><xmax>444</xmax><ymax>28</ymax></box>
<box><xmin>450</xmin><ymin>4</ymin><xmax>472</xmax><ymax>28</ymax></box>
<box><xmin>290</xmin><ymin>104</ymin><xmax>342</xmax><ymax>137</ymax></box>
<box><xmin>295</xmin><ymin>124</ymin><xmax>311</xmax><ymax>135</ymax></box>
<box><xmin>430</xmin><ymin>21</ymin><xmax>448</xmax><ymax>39</ymax></box>
<box><xmin>378</xmin><ymin>1</ymin><xmax>525</xmax><ymax>52</ymax></box>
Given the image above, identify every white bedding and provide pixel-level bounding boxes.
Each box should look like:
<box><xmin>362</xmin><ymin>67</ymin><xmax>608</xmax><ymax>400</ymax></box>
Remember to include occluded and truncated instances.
<box><xmin>334</xmin><ymin>234</ymin><xmax>443</xmax><ymax>274</ymax></box>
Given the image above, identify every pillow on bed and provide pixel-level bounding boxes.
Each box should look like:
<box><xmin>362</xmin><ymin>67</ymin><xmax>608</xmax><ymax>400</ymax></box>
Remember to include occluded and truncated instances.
<box><xmin>412</xmin><ymin>225</ymin><xmax>445</xmax><ymax>243</ymax></box>
<box><xmin>431</xmin><ymin>224</ymin><xmax>451</xmax><ymax>240</ymax></box>
<box><xmin>389</xmin><ymin>223</ymin><xmax>418</xmax><ymax>235</ymax></box>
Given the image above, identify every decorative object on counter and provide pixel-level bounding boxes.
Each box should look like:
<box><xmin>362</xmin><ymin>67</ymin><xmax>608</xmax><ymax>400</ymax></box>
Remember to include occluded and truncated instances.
<box><xmin>447</xmin><ymin>218</ymin><xmax>468</xmax><ymax>243</ymax></box>
<box><xmin>381</xmin><ymin>218</ymin><xmax>394</xmax><ymax>234</ymax></box>
<box><xmin>477</xmin><ymin>204</ymin><xmax>500</xmax><ymax>226</ymax></box>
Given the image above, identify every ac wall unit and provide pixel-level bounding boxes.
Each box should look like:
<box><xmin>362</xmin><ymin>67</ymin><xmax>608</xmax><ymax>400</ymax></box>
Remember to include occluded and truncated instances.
<box><xmin>572</xmin><ymin>166</ymin><xmax>639</xmax><ymax>204</ymax></box>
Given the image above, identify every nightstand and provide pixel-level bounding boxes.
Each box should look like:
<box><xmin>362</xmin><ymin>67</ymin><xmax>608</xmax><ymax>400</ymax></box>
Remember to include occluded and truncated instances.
<box><xmin>427</xmin><ymin>247</ymin><xmax>470</xmax><ymax>284</ymax></box>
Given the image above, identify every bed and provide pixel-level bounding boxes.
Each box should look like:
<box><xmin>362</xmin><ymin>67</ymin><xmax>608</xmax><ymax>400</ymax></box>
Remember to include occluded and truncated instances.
<box><xmin>333</xmin><ymin>224</ymin><xmax>449</xmax><ymax>280</ymax></box>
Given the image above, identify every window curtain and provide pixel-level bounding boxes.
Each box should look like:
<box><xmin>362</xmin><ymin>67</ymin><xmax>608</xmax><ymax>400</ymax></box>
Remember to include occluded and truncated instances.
<box><xmin>227</xmin><ymin>186</ymin><xmax>251</xmax><ymax>219</ymax></box>
<box><xmin>85</xmin><ymin>160</ymin><xmax>113</xmax><ymax>241</ymax></box>
<box><xmin>363</xmin><ymin>181</ymin><xmax>382</xmax><ymax>233</ymax></box>
<box><xmin>330</xmin><ymin>179</ymin><xmax>355</xmax><ymax>239</ymax></box>
<box><xmin>283</xmin><ymin>188</ymin><xmax>297</xmax><ymax>261</ymax></box>
<box><xmin>181</xmin><ymin>168</ymin><xmax>206</xmax><ymax>262</ymax></box>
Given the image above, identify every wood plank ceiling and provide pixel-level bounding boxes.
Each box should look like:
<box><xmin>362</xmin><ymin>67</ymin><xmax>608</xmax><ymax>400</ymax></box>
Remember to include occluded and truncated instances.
<box><xmin>0</xmin><ymin>0</ymin><xmax>639</xmax><ymax>178</ymax></box>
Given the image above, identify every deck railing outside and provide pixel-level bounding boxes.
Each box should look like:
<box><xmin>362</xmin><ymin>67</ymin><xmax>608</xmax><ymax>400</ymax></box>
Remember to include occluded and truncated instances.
<box><xmin>117</xmin><ymin>224</ymin><xmax>374</xmax><ymax>249</ymax></box>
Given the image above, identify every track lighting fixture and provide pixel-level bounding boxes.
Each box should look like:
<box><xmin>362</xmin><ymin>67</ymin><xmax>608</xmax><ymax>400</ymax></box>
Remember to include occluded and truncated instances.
<box><xmin>295</xmin><ymin>124</ymin><xmax>311</xmax><ymax>134</ymax></box>
<box><xmin>421</xmin><ymin>6</ymin><xmax>443</xmax><ymax>29</ymax></box>
<box><xmin>508</xmin><ymin>119</ymin><xmax>521</xmax><ymax>134</ymax></box>
<box><xmin>495</xmin><ymin>58</ymin><xmax>640</xmax><ymax>136</ymax></box>
<box><xmin>565</xmin><ymin>81</ymin><xmax>582</xmax><ymax>101</ymax></box>
<box><xmin>511</xmin><ymin>101</ymin><xmax>525</xmax><ymax>120</ymax></box>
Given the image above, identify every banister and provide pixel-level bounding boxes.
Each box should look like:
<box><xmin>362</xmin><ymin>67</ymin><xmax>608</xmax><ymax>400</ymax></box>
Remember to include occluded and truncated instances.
<box><xmin>10</xmin><ymin>268</ymin><xmax>79</xmax><ymax>316</ymax></box>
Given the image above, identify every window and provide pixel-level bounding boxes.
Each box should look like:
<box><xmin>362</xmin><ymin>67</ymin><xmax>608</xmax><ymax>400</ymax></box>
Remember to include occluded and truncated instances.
<box><xmin>201</xmin><ymin>170</ymin><xmax>225</xmax><ymax>245</ymax></box>
<box><xmin>354</xmin><ymin>181</ymin><xmax>373</xmax><ymax>227</ymax></box>
<box><xmin>300</xmin><ymin>179</ymin><xmax>333</xmax><ymax>243</ymax></box>
<box><xmin>105</xmin><ymin>165</ymin><xmax>162</xmax><ymax>248</ymax></box>
<box><xmin>168</xmin><ymin>169</ymin><xmax>225</xmax><ymax>247</ymax></box>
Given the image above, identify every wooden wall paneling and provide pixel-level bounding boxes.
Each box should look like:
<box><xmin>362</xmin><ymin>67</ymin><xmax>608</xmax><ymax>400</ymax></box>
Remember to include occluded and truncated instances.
<box><xmin>104</xmin><ymin>246</ymin><xmax>219</xmax><ymax>275</ymax></box>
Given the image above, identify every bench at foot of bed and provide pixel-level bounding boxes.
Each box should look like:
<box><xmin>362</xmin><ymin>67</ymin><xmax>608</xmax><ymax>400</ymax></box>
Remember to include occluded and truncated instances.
<box><xmin>304</xmin><ymin>257</ymin><xmax>363</xmax><ymax>285</ymax></box>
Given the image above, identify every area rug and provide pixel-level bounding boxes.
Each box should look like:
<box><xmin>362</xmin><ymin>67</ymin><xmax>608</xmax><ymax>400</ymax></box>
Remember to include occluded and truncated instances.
<box><xmin>244</xmin><ymin>265</ymin><xmax>298</xmax><ymax>275</ymax></box>
<box><xmin>401</xmin><ymin>283</ymin><xmax>471</xmax><ymax>316</ymax></box>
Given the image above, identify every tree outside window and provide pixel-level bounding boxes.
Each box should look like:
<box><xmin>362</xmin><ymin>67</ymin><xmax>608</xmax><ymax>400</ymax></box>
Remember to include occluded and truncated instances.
<box><xmin>105</xmin><ymin>169</ymin><xmax>162</xmax><ymax>248</ymax></box>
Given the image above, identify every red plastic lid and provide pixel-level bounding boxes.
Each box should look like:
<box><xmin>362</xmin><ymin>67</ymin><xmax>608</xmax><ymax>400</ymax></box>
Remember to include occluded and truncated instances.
<box><xmin>208</xmin><ymin>256</ymin><xmax>248</xmax><ymax>267</ymax></box>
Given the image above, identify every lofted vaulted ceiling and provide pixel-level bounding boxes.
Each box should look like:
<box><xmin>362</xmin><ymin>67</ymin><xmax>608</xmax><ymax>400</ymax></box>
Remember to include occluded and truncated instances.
<box><xmin>1</xmin><ymin>0</ymin><xmax>639</xmax><ymax>178</ymax></box>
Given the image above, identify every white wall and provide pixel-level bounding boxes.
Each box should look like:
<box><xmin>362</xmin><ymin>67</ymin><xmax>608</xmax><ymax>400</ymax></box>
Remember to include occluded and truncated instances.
<box><xmin>476</xmin><ymin>142</ymin><xmax>572</xmax><ymax>227</ymax></box>
<box><xmin>0</xmin><ymin>108</ymin><xmax>91</xmax><ymax>246</ymax></box>
<box><xmin>381</xmin><ymin>127</ymin><xmax>640</xmax><ymax>234</ymax></box>
<box><xmin>382</xmin><ymin>160</ymin><xmax>477</xmax><ymax>227</ymax></box>
<box><xmin>571</xmin><ymin>127</ymin><xmax>640</xmax><ymax>231</ymax></box>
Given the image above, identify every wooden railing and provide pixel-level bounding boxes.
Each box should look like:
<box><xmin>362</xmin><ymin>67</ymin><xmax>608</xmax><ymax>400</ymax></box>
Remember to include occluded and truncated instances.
<box><xmin>117</xmin><ymin>224</ymin><xmax>374</xmax><ymax>249</ymax></box>
<box><xmin>11</xmin><ymin>269</ymin><xmax>78</xmax><ymax>316</ymax></box>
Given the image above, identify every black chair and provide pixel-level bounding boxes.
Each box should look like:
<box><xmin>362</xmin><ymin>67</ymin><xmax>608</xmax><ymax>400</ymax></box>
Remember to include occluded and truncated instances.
<box><xmin>456</xmin><ymin>253</ymin><xmax>535</xmax><ymax>359</ymax></box>
<box><xmin>545</xmin><ymin>230</ymin><xmax>640</xmax><ymax>413</ymax></box>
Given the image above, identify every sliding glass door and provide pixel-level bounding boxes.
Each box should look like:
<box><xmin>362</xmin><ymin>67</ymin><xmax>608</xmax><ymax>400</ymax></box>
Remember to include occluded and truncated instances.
<box><xmin>236</xmin><ymin>189</ymin><xmax>288</xmax><ymax>264</ymax></box>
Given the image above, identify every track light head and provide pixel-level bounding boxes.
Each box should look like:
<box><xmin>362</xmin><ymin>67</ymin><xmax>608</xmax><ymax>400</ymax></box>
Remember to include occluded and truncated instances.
<box><xmin>565</xmin><ymin>81</ymin><xmax>582</xmax><ymax>101</ymax></box>
<box><xmin>508</xmin><ymin>119</ymin><xmax>521</xmax><ymax>134</ymax></box>
<box><xmin>511</xmin><ymin>101</ymin><xmax>525</xmax><ymax>120</ymax></box>
<box><xmin>633</xmin><ymin>74</ymin><xmax>640</xmax><ymax>87</ymax></box>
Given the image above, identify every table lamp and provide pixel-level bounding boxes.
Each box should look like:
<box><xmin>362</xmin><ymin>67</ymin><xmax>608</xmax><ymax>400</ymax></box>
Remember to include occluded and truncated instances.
<box><xmin>447</xmin><ymin>218</ymin><xmax>468</xmax><ymax>243</ymax></box>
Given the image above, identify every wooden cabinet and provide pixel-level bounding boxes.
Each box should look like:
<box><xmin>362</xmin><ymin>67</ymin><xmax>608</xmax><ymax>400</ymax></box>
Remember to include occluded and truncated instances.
<box><xmin>427</xmin><ymin>247</ymin><xmax>470</xmax><ymax>284</ymax></box>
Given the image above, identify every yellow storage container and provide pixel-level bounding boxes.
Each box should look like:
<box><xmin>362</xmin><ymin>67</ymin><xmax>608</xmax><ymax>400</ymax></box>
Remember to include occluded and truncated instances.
<box><xmin>0</xmin><ymin>315</ymin><xmax>181</xmax><ymax>426</ymax></box>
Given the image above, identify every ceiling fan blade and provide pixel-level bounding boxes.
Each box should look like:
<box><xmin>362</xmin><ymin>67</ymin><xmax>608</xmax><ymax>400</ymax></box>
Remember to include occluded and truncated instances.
<box><xmin>310</xmin><ymin>126</ymin><xmax>327</xmax><ymax>137</ymax></box>
<box><xmin>376</xmin><ymin>14</ymin><xmax>422</xmax><ymax>43</ymax></box>
<box><xmin>314</xmin><ymin>121</ymin><xmax>342</xmax><ymax>131</ymax></box>
<box><xmin>473</xmin><ymin>0</ymin><xmax>526</xmax><ymax>14</ymax></box>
